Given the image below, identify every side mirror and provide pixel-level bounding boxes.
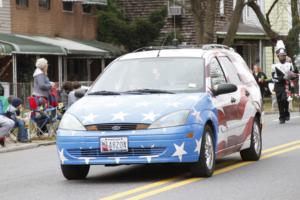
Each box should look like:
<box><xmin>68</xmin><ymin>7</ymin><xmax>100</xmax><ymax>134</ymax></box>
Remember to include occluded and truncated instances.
<box><xmin>75</xmin><ymin>88</ymin><xmax>88</xmax><ymax>98</ymax></box>
<box><xmin>212</xmin><ymin>83</ymin><xmax>237</xmax><ymax>96</ymax></box>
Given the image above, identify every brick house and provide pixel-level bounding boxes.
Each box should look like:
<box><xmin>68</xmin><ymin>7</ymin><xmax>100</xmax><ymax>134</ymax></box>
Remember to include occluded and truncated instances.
<box><xmin>0</xmin><ymin>0</ymin><xmax>122</xmax><ymax>98</ymax></box>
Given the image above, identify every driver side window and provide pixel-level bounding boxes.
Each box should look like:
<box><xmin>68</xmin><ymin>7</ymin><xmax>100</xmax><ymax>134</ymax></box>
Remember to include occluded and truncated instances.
<box><xmin>210</xmin><ymin>58</ymin><xmax>227</xmax><ymax>86</ymax></box>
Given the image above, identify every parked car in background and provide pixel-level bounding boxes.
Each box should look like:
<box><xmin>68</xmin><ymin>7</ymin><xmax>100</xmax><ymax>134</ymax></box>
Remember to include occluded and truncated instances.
<box><xmin>57</xmin><ymin>45</ymin><xmax>263</xmax><ymax>180</ymax></box>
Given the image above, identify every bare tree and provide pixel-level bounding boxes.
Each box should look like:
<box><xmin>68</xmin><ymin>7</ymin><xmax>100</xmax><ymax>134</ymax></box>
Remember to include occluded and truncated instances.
<box><xmin>222</xmin><ymin>0</ymin><xmax>246</xmax><ymax>46</ymax></box>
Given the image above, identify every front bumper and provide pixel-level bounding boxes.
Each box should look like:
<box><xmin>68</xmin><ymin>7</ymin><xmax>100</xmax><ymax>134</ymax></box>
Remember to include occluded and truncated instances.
<box><xmin>56</xmin><ymin>124</ymin><xmax>204</xmax><ymax>165</ymax></box>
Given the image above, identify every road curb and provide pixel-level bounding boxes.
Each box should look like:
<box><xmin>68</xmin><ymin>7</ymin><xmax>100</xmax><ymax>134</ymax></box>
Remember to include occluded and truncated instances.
<box><xmin>0</xmin><ymin>141</ymin><xmax>56</xmax><ymax>153</ymax></box>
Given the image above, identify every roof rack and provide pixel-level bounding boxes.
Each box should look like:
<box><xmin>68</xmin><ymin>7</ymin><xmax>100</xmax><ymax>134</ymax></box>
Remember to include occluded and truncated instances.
<box><xmin>202</xmin><ymin>44</ymin><xmax>234</xmax><ymax>51</ymax></box>
<box><xmin>132</xmin><ymin>45</ymin><xmax>201</xmax><ymax>53</ymax></box>
<box><xmin>132</xmin><ymin>44</ymin><xmax>234</xmax><ymax>53</ymax></box>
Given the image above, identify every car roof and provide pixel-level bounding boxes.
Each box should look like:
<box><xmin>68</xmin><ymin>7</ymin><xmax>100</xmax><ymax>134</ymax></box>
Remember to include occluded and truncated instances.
<box><xmin>118</xmin><ymin>45</ymin><xmax>235</xmax><ymax>60</ymax></box>
<box><xmin>118</xmin><ymin>49</ymin><xmax>205</xmax><ymax>60</ymax></box>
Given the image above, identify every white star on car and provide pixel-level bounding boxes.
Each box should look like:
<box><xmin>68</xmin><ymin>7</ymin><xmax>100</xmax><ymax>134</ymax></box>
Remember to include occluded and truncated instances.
<box><xmin>139</xmin><ymin>155</ymin><xmax>159</xmax><ymax>163</ymax></box>
<box><xmin>194</xmin><ymin>138</ymin><xmax>202</xmax><ymax>155</ymax></box>
<box><xmin>78</xmin><ymin>157</ymin><xmax>95</xmax><ymax>165</ymax></box>
<box><xmin>82</xmin><ymin>113</ymin><xmax>98</xmax><ymax>124</ymax></box>
<box><xmin>58</xmin><ymin>149</ymin><xmax>67</xmax><ymax>164</ymax></box>
<box><xmin>109</xmin><ymin>157</ymin><xmax>127</xmax><ymax>164</ymax></box>
<box><xmin>112</xmin><ymin>112</ymin><xmax>128</xmax><ymax>121</ymax></box>
<box><xmin>142</xmin><ymin>111</ymin><xmax>158</xmax><ymax>122</ymax></box>
<box><xmin>191</xmin><ymin>109</ymin><xmax>202</xmax><ymax>123</ymax></box>
<box><xmin>172</xmin><ymin>143</ymin><xmax>187</xmax><ymax>162</ymax></box>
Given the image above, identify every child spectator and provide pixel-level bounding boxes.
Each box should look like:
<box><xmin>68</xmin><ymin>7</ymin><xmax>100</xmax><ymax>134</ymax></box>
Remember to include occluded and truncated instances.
<box><xmin>6</xmin><ymin>97</ymin><xmax>29</xmax><ymax>143</ymax></box>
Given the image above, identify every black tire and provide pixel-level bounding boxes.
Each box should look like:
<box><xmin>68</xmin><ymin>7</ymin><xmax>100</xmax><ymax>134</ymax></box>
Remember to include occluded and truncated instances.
<box><xmin>190</xmin><ymin>125</ymin><xmax>215</xmax><ymax>177</ymax></box>
<box><xmin>61</xmin><ymin>165</ymin><xmax>90</xmax><ymax>180</ymax></box>
<box><xmin>240</xmin><ymin>118</ymin><xmax>262</xmax><ymax>161</ymax></box>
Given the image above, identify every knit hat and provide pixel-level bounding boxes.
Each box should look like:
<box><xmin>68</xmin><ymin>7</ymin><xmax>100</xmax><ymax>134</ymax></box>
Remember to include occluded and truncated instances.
<box><xmin>11</xmin><ymin>97</ymin><xmax>23</xmax><ymax>108</ymax></box>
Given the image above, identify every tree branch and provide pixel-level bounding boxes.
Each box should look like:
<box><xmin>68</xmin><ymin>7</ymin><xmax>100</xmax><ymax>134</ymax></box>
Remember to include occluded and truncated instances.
<box><xmin>247</xmin><ymin>0</ymin><xmax>280</xmax><ymax>42</ymax></box>
<box><xmin>266</xmin><ymin>0</ymin><xmax>279</xmax><ymax>25</ymax></box>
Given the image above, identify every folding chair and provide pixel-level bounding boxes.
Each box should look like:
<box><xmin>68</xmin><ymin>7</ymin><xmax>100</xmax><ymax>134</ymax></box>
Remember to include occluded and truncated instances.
<box><xmin>27</xmin><ymin>96</ymin><xmax>59</xmax><ymax>139</ymax></box>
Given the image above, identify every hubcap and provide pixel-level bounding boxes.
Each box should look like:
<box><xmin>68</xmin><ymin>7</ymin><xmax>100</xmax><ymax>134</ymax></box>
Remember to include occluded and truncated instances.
<box><xmin>204</xmin><ymin>132</ymin><xmax>214</xmax><ymax>170</ymax></box>
<box><xmin>253</xmin><ymin>122</ymin><xmax>261</xmax><ymax>154</ymax></box>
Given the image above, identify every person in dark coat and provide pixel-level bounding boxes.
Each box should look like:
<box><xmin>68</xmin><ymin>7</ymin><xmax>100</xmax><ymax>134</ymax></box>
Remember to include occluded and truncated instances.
<box><xmin>253</xmin><ymin>64</ymin><xmax>268</xmax><ymax>98</ymax></box>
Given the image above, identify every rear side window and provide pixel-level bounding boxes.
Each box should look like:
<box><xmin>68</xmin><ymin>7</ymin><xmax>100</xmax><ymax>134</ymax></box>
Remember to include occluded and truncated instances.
<box><xmin>228</xmin><ymin>53</ymin><xmax>256</xmax><ymax>84</ymax></box>
<box><xmin>209</xmin><ymin>58</ymin><xmax>227</xmax><ymax>86</ymax></box>
<box><xmin>218</xmin><ymin>56</ymin><xmax>241</xmax><ymax>85</ymax></box>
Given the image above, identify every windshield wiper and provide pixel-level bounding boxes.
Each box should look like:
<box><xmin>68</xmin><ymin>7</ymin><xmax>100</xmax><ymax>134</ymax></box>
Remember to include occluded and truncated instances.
<box><xmin>124</xmin><ymin>89</ymin><xmax>175</xmax><ymax>94</ymax></box>
<box><xmin>88</xmin><ymin>90</ymin><xmax>121</xmax><ymax>95</ymax></box>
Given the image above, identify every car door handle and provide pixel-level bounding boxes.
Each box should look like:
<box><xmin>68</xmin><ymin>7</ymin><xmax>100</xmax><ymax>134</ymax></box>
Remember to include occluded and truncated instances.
<box><xmin>245</xmin><ymin>90</ymin><xmax>250</xmax><ymax>97</ymax></box>
<box><xmin>231</xmin><ymin>97</ymin><xmax>236</xmax><ymax>103</ymax></box>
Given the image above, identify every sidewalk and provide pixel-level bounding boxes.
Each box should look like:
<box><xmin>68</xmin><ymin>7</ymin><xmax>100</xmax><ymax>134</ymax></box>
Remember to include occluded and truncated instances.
<box><xmin>0</xmin><ymin>138</ymin><xmax>56</xmax><ymax>153</ymax></box>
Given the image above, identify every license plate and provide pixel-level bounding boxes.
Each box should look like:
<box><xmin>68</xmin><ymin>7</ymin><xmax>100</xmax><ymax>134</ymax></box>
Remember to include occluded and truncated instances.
<box><xmin>100</xmin><ymin>137</ymin><xmax>128</xmax><ymax>153</ymax></box>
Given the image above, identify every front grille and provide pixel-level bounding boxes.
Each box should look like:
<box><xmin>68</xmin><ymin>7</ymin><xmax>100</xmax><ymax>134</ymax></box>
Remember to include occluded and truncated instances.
<box><xmin>85</xmin><ymin>123</ymin><xmax>150</xmax><ymax>131</ymax></box>
<box><xmin>67</xmin><ymin>147</ymin><xmax>166</xmax><ymax>158</ymax></box>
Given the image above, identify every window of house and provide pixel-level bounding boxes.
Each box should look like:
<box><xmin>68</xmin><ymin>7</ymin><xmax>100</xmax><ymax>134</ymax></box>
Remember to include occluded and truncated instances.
<box><xmin>63</xmin><ymin>2</ymin><xmax>73</xmax><ymax>12</ymax></box>
<box><xmin>16</xmin><ymin>0</ymin><xmax>28</xmax><ymax>7</ymax></box>
<box><xmin>82</xmin><ymin>4</ymin><xmax>92</xmax><ymax>14</ymax></box>
<box><xmin>220</xmin><ymin>0</ymin><xmax>224</xmax><ymax>17</ymax></box>
<box><xmin>39</xmin><ymin>0</ymin><xmax>50</xmax><ymax>9</ymax></box>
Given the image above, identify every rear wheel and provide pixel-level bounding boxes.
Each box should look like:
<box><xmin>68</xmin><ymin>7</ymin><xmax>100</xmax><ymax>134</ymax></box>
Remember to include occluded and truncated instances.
<box><xmin>240</xmin><ymin>118</ymin><xmax>262</xmax><ymax>161</ymax></box>
<box><xmin>61</xmin><ymin>165</ymin><xmax>90</xmax><ymax>180</ymax></box>
<box><xmin>190</xmin><ymin>125</ymin><xmax>215</xmax><ymax>177</ymax></box>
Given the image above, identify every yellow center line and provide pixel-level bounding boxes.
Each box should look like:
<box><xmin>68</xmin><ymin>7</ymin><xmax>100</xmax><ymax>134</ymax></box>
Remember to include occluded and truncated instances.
<box><xmin>124</xmin><ymin>144</ymin><xmax>300</xmax><ymax>200</ymax></box>
<box><xmin>100</xmin><ymin>140</ymin><xmax>300</xmax><ymax>200</ymax></box>
<box><xmin>262</xmin><ymin>140</ymin><xmax>300</xmax><ymax>154</ymax></box>
<box><xmin>100</xmin><ymin>175</ymin><xmax>185</xmax><ymax>200</ymax></box>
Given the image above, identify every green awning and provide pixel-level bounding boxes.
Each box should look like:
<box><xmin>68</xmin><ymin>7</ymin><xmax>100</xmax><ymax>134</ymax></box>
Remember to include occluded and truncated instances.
<box><xmin>82</xmin><ymin>0</ymin><xmax>107</xmax><ymax>5</ymax></box>
<box><xmin>20</xmin><ymin>35</ymin><xmax>109</xmax><ymax>56</ymax></box>
<box><xmin>77</xmin><ymin>40</ymin><xmax>124</xmax><ymax>57</ymax></box>
<box><xmin>0</xmin><ymin>42</ymin><xmax>14</xmax><ymax>55</ymax></box>
<box><xmin>0</xmin><ymin>33</ymin><xmax>65</xmax><ymax>55</ymax></box>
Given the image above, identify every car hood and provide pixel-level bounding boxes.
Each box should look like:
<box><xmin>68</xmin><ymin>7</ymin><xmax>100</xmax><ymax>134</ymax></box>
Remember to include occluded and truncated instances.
<box><xmin>67</xmin><ymin>93</ymin><xmax>206</xmax><ymax>125</ymax></box>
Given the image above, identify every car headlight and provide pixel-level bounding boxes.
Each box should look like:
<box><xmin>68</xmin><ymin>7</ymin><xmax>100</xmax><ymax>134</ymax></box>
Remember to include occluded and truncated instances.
<box><xmin>148</xmin><ymin>110</ymin><xmax>190</xmax><ymax>129</ymax></box>
<box><xmin>59</xmin><ymin>113</ymin><xmax>86</xmax><ymax>131</ymax></box>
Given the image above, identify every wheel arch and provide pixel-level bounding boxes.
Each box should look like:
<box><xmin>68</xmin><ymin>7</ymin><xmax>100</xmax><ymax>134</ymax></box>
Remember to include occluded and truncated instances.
<box><xmin>204</xmin><ymin>119</ymin><xmax>218</xmax><ymax>151</ymax></box>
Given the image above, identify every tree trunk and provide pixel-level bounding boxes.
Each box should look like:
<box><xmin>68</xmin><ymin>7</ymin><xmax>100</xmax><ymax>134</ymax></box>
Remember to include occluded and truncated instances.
<box><xmin>203</xmin><ymin>0</ymin><xmax>217</xmax><ymax>43</ymax></box>
<box><xmin>190</xmin><ymin>0</ymin><xmax>206</xmax><ymax>44</ymax></box>
<box><xmin>291</xmin><ymin>0</ymin><xmax>300</xmax><ymax>27</ymax></box>
<box><xmin>222</xmin><ymin>0</ymin><xmax>246</xmax><ymax>46</ymax></box>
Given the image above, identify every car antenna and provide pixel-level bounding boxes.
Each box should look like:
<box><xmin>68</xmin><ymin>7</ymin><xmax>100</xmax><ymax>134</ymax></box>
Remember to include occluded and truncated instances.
<box><xmin>157</xmin><ymin>35</ymin><xmax>168</xmax><ymax>57</ymax></box>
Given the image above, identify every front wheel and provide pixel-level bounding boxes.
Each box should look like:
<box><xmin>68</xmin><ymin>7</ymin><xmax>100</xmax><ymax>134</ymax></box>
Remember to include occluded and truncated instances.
<box><xmin>240</xmin><ymin>118</ymin><xmax>262</xmax><ymax>161</ymax></box>
<box><xmin>190</xmin><ymin>125</ymin><xmax>215</xmax><ymax>177</ymax></box>
<box><xmin>61</xmin><ymin>165</ymin><xmax>90</xmax><ymax>180</ymax></box>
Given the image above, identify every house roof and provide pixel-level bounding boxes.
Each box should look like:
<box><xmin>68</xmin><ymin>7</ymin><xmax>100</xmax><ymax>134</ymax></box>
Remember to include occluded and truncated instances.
<box><xmin>216</xmin><ymin>23</ymin><xmax>269</xmax><ymax>40</ymax></box>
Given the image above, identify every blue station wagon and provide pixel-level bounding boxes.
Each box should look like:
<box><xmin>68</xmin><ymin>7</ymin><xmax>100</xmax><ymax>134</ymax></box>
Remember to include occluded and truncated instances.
<box><xmin>57</xmin><ymin>45</ymin><xmax>263</xmax><ymax>179</ymax></box>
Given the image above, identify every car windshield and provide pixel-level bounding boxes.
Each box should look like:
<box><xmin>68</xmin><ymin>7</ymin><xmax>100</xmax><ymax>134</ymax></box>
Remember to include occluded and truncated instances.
<box><xmin>88</xmin><ymin>57</ymin><xmax>205</xmax><ymax>94</ymax></box>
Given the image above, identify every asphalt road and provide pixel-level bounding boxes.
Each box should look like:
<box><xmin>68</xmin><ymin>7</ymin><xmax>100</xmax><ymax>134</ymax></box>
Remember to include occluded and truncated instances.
<box><xmin>1</xmin><ymin>113</ymin><xmax>300</xmax><ymax>200</ymax></box>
